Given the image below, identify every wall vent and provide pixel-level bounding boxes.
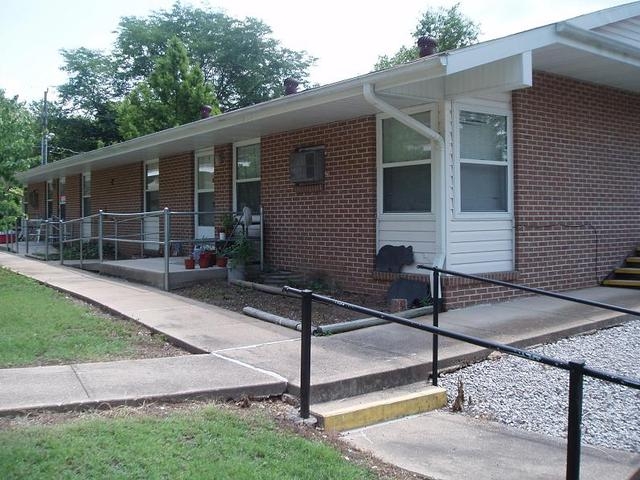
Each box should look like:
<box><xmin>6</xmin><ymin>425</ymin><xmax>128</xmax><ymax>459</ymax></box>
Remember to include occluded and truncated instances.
<box><xmin>290</xmin><ymin>148</ymin><xmax>325</xmax><ymax>184</ymax></box>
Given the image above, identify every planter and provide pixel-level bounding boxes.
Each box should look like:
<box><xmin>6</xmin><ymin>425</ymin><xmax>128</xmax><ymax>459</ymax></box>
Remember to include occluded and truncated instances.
<box><xmin>199</xmin><ymin>252</ymin><xmax>213</xmax><ymax>268</ymax></box>
<box><xmin>216</xmin><ymin>256</ymin><xmax>228</xmax><ymax>268</ymax></box>
<box><xmin>227</xmin><ymin>264</ymin><xmax>246</xmax><ymax>283</ymax></box>
<box><xmin>184</xmin><ymin>257</ymin><xmax>195</xmax><ymax>269</ymax></box>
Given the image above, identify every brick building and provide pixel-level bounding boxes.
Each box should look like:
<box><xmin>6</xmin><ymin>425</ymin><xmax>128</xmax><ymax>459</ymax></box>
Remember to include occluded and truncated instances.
<box><xmin>17</xmin><ymin>4</ymin><xmax>640</xmax><ymax>309</ymax></box>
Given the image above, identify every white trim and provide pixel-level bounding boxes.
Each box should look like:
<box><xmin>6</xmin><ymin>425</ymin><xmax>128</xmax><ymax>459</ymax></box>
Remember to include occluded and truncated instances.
<box><xmin>194</xmin><ymin>149</ymin><xmax>215</xmax><ymax>236</ymax></box>
<box><xmin>452</xmin><ymin>102</ymin><xmax>514</xmax><ymax>220</ymax></box>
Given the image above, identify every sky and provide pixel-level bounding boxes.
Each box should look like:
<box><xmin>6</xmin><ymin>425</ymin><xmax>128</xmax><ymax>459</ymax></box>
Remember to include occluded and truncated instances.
<box><xmin>0</xmin><ymin>0</ymin><xmax>630</xmax><ymax>103</ymax></box>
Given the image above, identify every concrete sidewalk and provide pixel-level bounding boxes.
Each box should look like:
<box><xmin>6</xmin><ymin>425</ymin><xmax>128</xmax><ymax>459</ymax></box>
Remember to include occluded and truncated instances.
<box><xmin>1</xmin><ymin>251</ymin><xmax>639</xmax><ymax>479</ymax></box>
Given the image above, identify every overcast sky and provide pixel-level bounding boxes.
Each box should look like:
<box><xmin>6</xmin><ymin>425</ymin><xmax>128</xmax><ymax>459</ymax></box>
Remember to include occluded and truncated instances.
<box><xmin>0</xmin><ymin>0</ymin><xmax>628</xmax><ymax>103</ymax></box>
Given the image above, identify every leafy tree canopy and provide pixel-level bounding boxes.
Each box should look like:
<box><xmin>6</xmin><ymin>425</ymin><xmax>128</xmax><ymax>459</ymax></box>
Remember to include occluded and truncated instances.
<box><xmin>375</xmin><ymin>3</ymin><xmax>480</xmax><ymax>70</ymax></box>
<box><xmin>114</xmin><ymin>2</ymin><xmax>315</xmax><ymax>111</ymax></box>
<box><xmin>0</xmin><ymin>90</ymin><xmax>39</xmax><ymax>229</ymax></box>
<box><xmin>117</xmin><ymin>37</ymin><xmax>218</xmax><ymax>139</ymax></box>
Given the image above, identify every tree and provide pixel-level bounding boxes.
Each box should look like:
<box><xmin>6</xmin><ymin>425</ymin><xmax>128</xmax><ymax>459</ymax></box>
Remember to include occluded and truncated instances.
<box><xmin>0</xmin><ymin>90</ymin><xmax>39</xmax><ymax>230</ymax></box>
<box><xmin>117</xmin><ymin>37</ymin><xmax>218</xmax><ymax>139</ymax></box>
<box><xmin>375</xmin><ymin>3</ymin><xmax>480</xmax><ymax>70</ymax></box>
<box><xmin>114</xmin><ymin>3</ymin><xmax>315</xmax><ymax>111</ymax></box>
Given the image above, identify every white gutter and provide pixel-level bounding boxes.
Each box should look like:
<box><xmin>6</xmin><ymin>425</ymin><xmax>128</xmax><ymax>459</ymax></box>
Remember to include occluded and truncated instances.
<box><xmin>556</xmin><ymin>21</ymin><xmax>640</xmax><ymax>62</ymax></box>
<box><xmin>362</xmin><ymin>83</ymin><xmax>447</xmax><ymax>284</ymax></box>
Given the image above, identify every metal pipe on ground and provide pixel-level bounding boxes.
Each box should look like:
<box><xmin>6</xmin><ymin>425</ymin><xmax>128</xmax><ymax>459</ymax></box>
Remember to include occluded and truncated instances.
<box><xmin>243</xmin><ymin>307</ymin><xmax>302</xmax><ymax>330</ymax></box>
<box><xmin>242</xmin><ymin>305</ymin><xmax>432</xmax><ymax>335</ymax></box>
<box><xmin>314</xmin><ymin>306</ymin><xmax>432</xmax><ymax>335</ymax></box>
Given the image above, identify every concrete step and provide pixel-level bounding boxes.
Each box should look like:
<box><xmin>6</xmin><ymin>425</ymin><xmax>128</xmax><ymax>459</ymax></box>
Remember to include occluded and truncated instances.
<box><xmin>624</xmin><ymin>256</ymin><xmax>640</xmax><ymax>264</ymax></box>
<box><xmin>311</xmin><ymin>383</ymin><xmax>447</xmax><ymax>432</ymax></box>
<box><xmin>602</xmin><ymin>279</ymin><xmax>640</xmax><ymax>288</ymax></box>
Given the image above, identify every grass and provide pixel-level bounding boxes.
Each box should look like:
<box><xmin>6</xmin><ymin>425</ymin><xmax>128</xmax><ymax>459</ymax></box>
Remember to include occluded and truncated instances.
<box><xmin>0</xmin><ymin>267</ymin><xmax>164</xmax><ymax>368</ymax></box>
<box><xmin>0</xmin><ymin>406</ymin><xmax>376</xmax><ymax>480</ymax></box>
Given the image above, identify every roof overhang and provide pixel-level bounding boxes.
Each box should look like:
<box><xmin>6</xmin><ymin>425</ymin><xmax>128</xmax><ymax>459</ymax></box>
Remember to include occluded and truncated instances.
<box><xmin>17</xmin><ymin>3</ymin><xmax>640</xmax><ymax>185</ymax></box>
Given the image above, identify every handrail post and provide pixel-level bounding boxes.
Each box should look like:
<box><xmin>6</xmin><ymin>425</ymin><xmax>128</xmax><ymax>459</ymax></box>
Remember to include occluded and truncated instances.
<box><xmin>300</xmin><ymin>289</ymin><xmax>313</xmax><ymax>419</ymax></box>
<box><xmin>566</xmin><ymin>361</ymin><xmax>585</xmax><ymax>480</ymax></box>
<box><xmin>44</xmin><ymin>220</ymin><xmax>50</xmax><ymax>261</ymax></box>
<box><xmin>140</xmin><ymin>216</ymin><xmax>144</xmax><ymax>258</ymax></box>
<box><xmin>98</xmin><ymin>210</ymin><xmax>104</xmax><ymax>263</ymax></box>
<box><xmin>79</xmin><ymin>218</ymin><xmax>84</xmax><ymax>268</ymax></box>
<box><xmin>59</xmin><ymin>218</ymin><xmax>64</xmax><ymax>265</ymax></box>
<box><xmin>25</xmin><ymin>219</ymin><xmax>29</xmax><ymax>254</ymax></box>
<box><xmin>114</xmin><ymin>217</ymin><xmax>119</xmax><ymax>261</ymax></box>
<box><xmin>163</xmin><ymin>208</ymin><xmax>170</xmax><ymax>291</ymax></box>
<box><xmin>432</xmin><ymin>267</ymin><xmax>440</xmax><ymax>386</ymax></box>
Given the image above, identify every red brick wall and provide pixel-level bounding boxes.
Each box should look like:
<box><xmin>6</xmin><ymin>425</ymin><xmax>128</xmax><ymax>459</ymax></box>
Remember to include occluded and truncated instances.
<box><xmin>444</xmin><ymin>72</ymin><xmax>640</xmax><ymax>309</ymax></box>
<box><xmin>64</xmin><ymin>174</ymin><xmax>82</xmax><ymax>221</ymax></box>
<box><xmin>26</xmin><ymin>182</ymin><xmax>46</xmax><ymax>219</ymax></box>
<box><xmin>214</xmin><ymin>143</ymin><xmax>233</xmax><ymax>217</ymax></box>
<box><xmin>261</xmin><ymin>116</ymin><xmax>380</xmax><ymax>294</ymax></box>
<box><xmin>159</xmin><ymin>152</ymin><xmax>194</xmax><ymax>249</ymax></box>
<box><xmin>93</xmin><ymin>163</ymin><xmax>144</xmax><ymax>257</ymax></box>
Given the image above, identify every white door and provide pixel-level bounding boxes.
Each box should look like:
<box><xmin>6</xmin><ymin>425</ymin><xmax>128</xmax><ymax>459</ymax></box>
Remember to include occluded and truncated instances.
<box><xmin>144</xmin><ymin>159</ymin><xmax>160</xmax><ymax>251</ymax></box>
<box><xmin>195</xmin><ymin>150</ymin><xmax>215</xmax><ymax>239</ymax></box>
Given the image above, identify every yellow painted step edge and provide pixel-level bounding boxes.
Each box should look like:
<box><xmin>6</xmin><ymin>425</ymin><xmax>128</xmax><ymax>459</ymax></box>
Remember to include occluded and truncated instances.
<box><xmin>614</xmin><ymin>268</ymin><xmax>640</xmax><ymax>274</ymax></box>
<box><xmin>313</xmin><ymin>387</ymin><xmax>447</xmax><ymax>432</ymax></box>
<box><xmin>626</xmin><ymin>257</ymin><xmax>640</xmax><ymax>263</ymax></box>
<box><xmin>603</xmin><ymin>279</ymin><xmax>640</xmax><ymax>287</ymax></box>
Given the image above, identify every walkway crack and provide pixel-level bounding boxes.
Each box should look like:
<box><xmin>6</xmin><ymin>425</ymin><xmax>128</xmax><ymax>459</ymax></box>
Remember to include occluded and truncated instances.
<box><xmin>69</xmin><ymin>364</ymin><xmax>92</xmax><ymax>400</ymax></box>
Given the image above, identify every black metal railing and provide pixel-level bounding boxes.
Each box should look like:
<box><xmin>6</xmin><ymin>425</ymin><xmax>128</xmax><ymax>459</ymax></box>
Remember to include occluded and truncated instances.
<box><xmin>284</xmin><ymin>267</ymin><xmax>640</xmax><ymax>480</ymax></box>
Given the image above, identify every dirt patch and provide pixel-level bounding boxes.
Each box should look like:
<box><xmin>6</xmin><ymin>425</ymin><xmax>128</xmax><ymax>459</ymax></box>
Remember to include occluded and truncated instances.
<box><xmin>174</xmin><ymin>279</ymin><xmax>389</xmax><ymax>326</ymax></box>
<box><xmin>0</xmin><ymin>398</ymin><xmax>429</xmax><ymax>480</ymax></box>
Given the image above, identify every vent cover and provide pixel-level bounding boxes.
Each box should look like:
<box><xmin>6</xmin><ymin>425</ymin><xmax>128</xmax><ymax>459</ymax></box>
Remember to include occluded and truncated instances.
<box><xmin>289</xmin><ymin>148</ymin><xmax>325</xmax><ymax>184</ymax></box>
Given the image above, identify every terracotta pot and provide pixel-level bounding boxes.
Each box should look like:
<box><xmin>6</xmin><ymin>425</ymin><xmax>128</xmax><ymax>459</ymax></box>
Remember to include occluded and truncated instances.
<box><xmin>184</xmin><ymin>257</ymin><xmax>195</xmax><ymax>269</ymax></box>
<box><xmin>199</xmin><ymin>252</ymin><xmax>211</xmax><ymax>268</ymax></box>
<box><xmin>216</xmin><ymin>256</ymin><xmax>228</xmax><ymax>268</ymax></box>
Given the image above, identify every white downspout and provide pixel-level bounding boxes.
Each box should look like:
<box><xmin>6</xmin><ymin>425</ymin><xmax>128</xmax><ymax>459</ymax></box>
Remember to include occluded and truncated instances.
<box><xmin>362</xmin><ymin>83</ymin><xmax>447</xmax><ymax>273</ymax></box>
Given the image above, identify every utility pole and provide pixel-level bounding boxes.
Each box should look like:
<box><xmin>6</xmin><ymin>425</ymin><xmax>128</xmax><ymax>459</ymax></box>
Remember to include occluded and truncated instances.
<box><xmin>41</xmin><ymin>89</ymin><xmax>48</xmax><ymax>165</ymax></box>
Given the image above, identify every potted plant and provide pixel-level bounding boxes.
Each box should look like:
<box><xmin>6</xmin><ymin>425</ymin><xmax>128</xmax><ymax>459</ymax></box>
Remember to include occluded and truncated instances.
<box><xmin>224</xmin><ymin>234</ymin><xmax>253</xmax><ymax>281</ymax></box>
<box><xmin>221</xmin><ymin>213</ymin><xmax>234</xmax><ymax>237</ymax></box>
<box><xmin>184</xmin><ymin>255</ymin><xmax>195</xmax><ymax>269</ymax></box>
<box><xmin>216</xmin><ymin>255</ymin><xmax>228</xmax><ymax>268</ymax></box>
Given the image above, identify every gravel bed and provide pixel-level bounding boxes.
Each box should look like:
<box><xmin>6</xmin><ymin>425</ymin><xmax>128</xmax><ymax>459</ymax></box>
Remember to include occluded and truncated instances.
<box><xmin>439</xmin><ymin>319</ymin><xmax>640</xmax><ymax>453</ymax></box>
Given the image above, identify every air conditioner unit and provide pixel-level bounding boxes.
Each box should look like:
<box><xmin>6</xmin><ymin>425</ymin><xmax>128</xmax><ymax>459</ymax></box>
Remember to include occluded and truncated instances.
<box><xmin>289</xmin><ymin>149</ymin><xmax>325</xmax><ymax>184</ymax></box>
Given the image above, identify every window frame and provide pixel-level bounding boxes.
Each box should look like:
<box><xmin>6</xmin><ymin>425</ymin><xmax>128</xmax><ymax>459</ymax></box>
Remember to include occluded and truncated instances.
<box><xmin>144</xmin><ymin>159</ymin><xmax>160</xmax><ymax>213</ymax></box>
<box><xmin>376</xmin><ymin>104</ymin><xmax>437</xmax><ymax>220</ymax></box>
<box><xmin>233</xmin><ymin>138</ymin><xmax>261</xmax><ymax>213</ymax></box>
<box><xmin>453</xmin><ymin>102</ymin><xmax>513</xmax><ymax>219</ymax></box>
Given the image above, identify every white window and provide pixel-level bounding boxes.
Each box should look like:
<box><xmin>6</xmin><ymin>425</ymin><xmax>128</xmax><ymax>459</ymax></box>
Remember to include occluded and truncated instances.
<box><xmin>458</xmin><ymin>109</ymin><xmax>510</xmax><ymax>213</ymax></box>
<box><xmin>58</xmin><ymin>177</ymin><xmax>66</xmax><ymax>220</ymax></box>
<box><xmin>82</xmin><ymin>173</ymin><xmax>91</xmax><ymax>218</ymax></box>
<box><xmin>381</xmin><ymin>111</ymin><xmax>432</xmax><ymax>213</ymax></box>
<box><xmin>81</xmin><ymin>172</ymin><xmax>92</xmax><ymax>239</ymax></box>
<box><xmin>46</xmin><ymin>180</ymin><xmax>54</xmax><ymax>219</ymax></box>
<box><xmin>195</xmin><ymin>149</ymin><xmax>215</xmax><ymax>237</ymax></box>
<box><xmin>234</xmin><ymin>141</ymin><xmax>260</xmax><ymax>212</ymax></box>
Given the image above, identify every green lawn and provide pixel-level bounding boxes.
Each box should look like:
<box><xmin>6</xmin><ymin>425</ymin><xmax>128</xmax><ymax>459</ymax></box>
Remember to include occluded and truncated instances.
<box><xmin>0</xmin><ymin>267</ymin><xmax>166</xmax><ymax>367</ymax></box>
<box><xmin>0</xmin><ymin>406</ymin><xmax>376</xmax><ymax>480</ymax></box>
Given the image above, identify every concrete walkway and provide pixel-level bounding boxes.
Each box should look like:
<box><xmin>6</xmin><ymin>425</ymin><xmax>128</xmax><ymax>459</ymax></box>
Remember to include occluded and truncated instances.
<box><xmin>1</xmin><ymin>251</ymin><xmax>639</xmax><ymax>479</ymax></box>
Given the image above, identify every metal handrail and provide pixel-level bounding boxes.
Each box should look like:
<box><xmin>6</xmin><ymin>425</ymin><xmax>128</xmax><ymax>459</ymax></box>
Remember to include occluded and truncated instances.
<box><xmin>21</xmin><ymin>207</ymin><xmax>263</xmax><ymax>290</ymax></box>
<box><xmin>283</xmin><ymin>268</ymin><xmax>640</xmax><ymax>480</ymax></box>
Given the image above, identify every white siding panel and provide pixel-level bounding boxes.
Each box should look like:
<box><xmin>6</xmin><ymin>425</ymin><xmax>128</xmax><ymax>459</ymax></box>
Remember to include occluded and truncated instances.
<box><xmin>594</xmin><ymin>17</ymin><xmax>640</xmax><ymax>48</ymax></box>
<box><xmin>379</xmin><ymin>230</ymin><xmax>436</xmax><ymax>243</ymax></box>
<box><xmin>447</xmin><ymin>219</ymin><xmax>514</xmax><ymax>273</ymax></box>
<box><xmin>449</xmin><ymin>239</ymin><xmax>513</xmax><ymax>254</ymax></box>
<box><xmin>447</xmin><ymin>260</ymin><xmax>514</xmax><ymax>274</ymax></box>
<box><xmin>378</xmin><ymin>217</ymin><xmax>437</xmax><ymax>266</ymax></box>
